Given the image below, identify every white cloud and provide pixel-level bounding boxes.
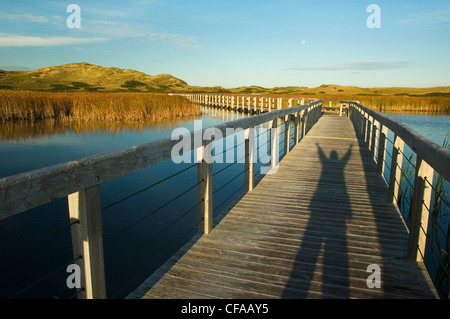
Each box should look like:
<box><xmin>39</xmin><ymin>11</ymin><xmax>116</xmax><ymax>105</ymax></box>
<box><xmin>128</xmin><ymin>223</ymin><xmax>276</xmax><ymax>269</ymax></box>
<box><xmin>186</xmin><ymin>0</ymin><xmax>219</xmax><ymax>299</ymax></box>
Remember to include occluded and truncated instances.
<box><xmin>0</xmin><ymin>12</ymin><xmax>49</xmax><ymax>23</ymax></box>
<box><xmin>148</xmin><ymin>32</ymin><xmax>201</xmax><ymax>50</ymax></box>
<box><xmin>400</xmin><ymin>7</ymin><xmax>450</xmax><ymax>27</ymax></box>
<box><xmin>0</xmin><ymin>34</ymin><xmax>109</xmax><ymax>47</ymax></box>
<box><xmin>286</xmin><ymin>61</ymin><xmax>416</xmax><ymax>71</ymax></box>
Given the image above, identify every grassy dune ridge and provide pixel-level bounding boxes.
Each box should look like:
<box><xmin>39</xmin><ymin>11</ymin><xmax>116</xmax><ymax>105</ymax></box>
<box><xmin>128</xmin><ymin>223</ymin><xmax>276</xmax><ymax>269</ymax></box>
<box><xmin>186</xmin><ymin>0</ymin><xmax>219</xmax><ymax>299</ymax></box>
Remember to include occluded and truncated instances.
<box><xmin>0</xmin><ymin>90</ymin><xmax>201</xmax><ymax>122</ymax></box>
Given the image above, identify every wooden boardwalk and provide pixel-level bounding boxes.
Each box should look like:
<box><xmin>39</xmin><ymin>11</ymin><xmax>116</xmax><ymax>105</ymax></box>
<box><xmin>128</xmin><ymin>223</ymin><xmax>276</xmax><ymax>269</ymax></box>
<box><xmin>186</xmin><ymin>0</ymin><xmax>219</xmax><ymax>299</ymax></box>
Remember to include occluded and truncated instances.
<box><xmin>129</xmin><ymin>115</ymin><xmax>438</xmax><ymax>299</ymax></box>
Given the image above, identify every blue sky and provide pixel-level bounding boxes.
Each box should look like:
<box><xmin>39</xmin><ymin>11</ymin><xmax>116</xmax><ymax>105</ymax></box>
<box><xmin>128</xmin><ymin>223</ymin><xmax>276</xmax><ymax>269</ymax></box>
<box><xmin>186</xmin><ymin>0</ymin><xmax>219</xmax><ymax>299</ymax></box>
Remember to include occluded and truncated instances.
<box><xmin>0</xmin><ymin>0</ymin><xmax>449</xmax><ymax>88</ymax></box>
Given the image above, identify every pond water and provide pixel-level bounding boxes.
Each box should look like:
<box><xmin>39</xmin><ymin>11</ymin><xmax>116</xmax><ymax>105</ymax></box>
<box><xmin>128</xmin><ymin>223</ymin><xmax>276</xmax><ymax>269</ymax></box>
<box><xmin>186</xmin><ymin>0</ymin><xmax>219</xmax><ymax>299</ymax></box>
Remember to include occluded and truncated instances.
<box><xmin>0</xmin><ymin>107</ymin><xmax>273</xmax><ymax>299</ymax></box>
<box><xmin>0</xmin><ymin>109</ymin><xmax>448</xmax><ymax>298</ymax></box>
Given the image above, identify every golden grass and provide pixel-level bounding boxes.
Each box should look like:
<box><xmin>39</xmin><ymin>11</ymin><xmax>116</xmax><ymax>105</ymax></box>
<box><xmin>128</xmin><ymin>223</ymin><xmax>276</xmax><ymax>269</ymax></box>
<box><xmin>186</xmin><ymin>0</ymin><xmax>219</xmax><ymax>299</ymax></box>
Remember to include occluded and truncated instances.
<box><xmin>0</xmin><ymin>90</ymin><xmax>201</xmax><ymax>122</ymax></box>
<box><xmin>284</xmin><ymin>94</ymin><xmax>450</xmax><ymax>114</ymax></box>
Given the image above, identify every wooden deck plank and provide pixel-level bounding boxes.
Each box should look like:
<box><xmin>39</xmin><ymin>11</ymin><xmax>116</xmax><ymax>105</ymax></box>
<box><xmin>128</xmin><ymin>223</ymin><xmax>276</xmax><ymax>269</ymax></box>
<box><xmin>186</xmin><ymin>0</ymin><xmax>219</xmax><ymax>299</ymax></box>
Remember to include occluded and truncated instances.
<box><xmin>129</xmin><ymin>115</ymin><xmax>438</xmax><ymax>299</ymax></box>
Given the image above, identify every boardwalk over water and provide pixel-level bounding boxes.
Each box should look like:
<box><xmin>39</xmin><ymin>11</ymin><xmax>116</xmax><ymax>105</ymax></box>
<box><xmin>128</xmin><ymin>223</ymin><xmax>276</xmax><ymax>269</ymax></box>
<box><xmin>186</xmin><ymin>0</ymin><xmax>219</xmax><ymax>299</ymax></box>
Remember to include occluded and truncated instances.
<box><xmin>130</xmin><ymin>115</ymin><xmax>438</xmax><ymax>299</ymax></box>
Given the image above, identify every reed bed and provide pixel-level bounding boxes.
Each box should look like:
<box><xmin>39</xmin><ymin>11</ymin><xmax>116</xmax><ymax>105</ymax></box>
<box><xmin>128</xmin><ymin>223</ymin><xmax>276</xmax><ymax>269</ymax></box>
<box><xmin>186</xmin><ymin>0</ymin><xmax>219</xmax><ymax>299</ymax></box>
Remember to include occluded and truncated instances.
<box><xmin>351</xmin><ymin>95</ymin><xmax>449</xmax><ymax>114</ymax></box>
<box><xmin>256</xmin><ymin>93</ymin><xmax>449</xmax><ymax>114</ymax></box>
<box><xmin>314</xmin><ymin>94</ymin><xmax>450</xmax><ymax>114</ymax></box>
<box><xmin>0</xmin><ymin>90</ymin><xmax>201</xmax><ymax>122</ymax></box>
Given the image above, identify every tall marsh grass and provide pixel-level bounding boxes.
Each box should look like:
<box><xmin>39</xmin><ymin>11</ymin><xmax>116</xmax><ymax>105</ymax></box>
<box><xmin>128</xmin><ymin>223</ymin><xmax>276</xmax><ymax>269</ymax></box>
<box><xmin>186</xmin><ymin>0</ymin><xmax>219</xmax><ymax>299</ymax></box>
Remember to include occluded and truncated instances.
<box><xmin>0</xmin><ymin>90</ymin><xmax>201</xmax><ymax>122</ymax></box>
<box><xmin>289</xmin><ymin>94</ymin><xmax>450</xmax><ymax>114</ymax></box>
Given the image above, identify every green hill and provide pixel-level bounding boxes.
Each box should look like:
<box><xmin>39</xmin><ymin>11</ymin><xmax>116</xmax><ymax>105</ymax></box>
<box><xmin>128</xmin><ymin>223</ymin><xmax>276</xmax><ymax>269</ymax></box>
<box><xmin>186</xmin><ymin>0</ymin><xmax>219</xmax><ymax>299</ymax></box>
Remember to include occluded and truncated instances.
<box><xmin>0</xmin><ymin>62</ymin><xmax>228</xmax><ymax>93</ymax></box>
<box><xmin>1</xmin><ymin>62</ymin><xmax>449</xmax><ymax>97</ymax></box>
<box><xmin>230</xmin><ymin>84</ymin><xmax>450</xmax><ymax>97</ymax></box>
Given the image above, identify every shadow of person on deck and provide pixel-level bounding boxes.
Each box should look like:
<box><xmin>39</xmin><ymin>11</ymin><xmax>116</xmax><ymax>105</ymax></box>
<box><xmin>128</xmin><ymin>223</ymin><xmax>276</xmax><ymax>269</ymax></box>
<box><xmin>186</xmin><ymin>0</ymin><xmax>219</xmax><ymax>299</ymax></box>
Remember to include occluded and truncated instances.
<box><xmin>282</xmin><ymin>142</ymin><xmax>353</xmax><ymax>298</ymax></box>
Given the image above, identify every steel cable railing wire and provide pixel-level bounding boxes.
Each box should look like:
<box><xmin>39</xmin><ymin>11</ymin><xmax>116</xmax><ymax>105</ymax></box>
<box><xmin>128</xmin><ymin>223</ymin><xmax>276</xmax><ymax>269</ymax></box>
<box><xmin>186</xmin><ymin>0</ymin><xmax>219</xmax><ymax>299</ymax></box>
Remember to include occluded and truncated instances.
<box><xmin>395</xmin><ymin>176</ymin><xmax>413</xmax><ymax>224</ymax></box>
<box><xmin>397</xmin><ymin>145</ymin><xmax>417</xmax><ymax>169</ymax></box>
<box><xmin>418</xmin><ymin>221</ymin><xmax>450</xmax><ymax>283</ymax></box>
<box><xmin>213</xmin><ymin>160</ymin><xmax>240</xmax><ymax>177</ymax></box>
<box><xmin>0</xmin><ymin>219</ymin><xmax>78</xmax><ymax>260</ymax></box>
<box><xmin>9</xmin><ymin>112</ymin><xmax>305</xmax><ymax>299</ymax></box>
<box><xmin>7</xmin><ymin>162</ymin><xmax>197</xmax><ymax>299</ymax></box>
<box><xmin>110</xmin><ymin>201</ymin><xmax>204</xmax><ymax>299</ymax></box>
<box><xmin>108</xmin><ymin>125</ymin><xmax>270</xmax><ymax>297</ymax></box>
<box><xmin>421</xmin><ymin>177</ymin><xmax>450</xmax><ymax>292</ymax></box>
<box><xmin>214</xmin><ymin>180</ymin><xmax>246</xmax><ymax>212</ymax></box>
<box><xmin>105</xmin><ymin>190</ymin><xmax>203</xmax><ymax>296</ymax></box>
<box><xmin>213</xmin><ymin>138</ymin><xmax>246</xmax><ymax>158</ymax></box>
<box><xmin>8</xmin><ymin>255</ymin><xmax>82</xmax><ymax>299</ymax></box>
<box><xmin>421</xmin><ymin>199</ymin><xmax>449</xmax><ymax>243</ymax></box>
<box><xmin>2</xmin><ymin>216</ymin><xmax>79</xmax><ymax>299</ymax></box>
<box><xmin>213</xmin><ymin>165</ymin><xmax>245</xmax><ymax>196</ymax></box>
<box><xmin>101</xmin><ymin>163</ymin><xmax>197</xmax><ymax>212</ymax></box>
<box><xmin>104</xmin><ymin>179</ymin><xmax>202</xmax><ymax>243</ymax></box>
<box><xmin>397</xmin><ymin>162</ymin><xmax>415</xmax><ymax>190</ymax></box>
<box><xmin>425</xmin><ymin>175</ymin><xmax>450</xmax><ymax>212</ymax></box>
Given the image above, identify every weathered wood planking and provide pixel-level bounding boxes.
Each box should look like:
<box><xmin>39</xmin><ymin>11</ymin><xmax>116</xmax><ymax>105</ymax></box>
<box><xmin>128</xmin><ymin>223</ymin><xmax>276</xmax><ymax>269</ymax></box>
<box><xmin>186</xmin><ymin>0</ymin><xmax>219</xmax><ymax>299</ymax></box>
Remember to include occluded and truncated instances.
<box><xmin>129</xmin><ymin>115</ymin><xmax>438</xmax><ymax>299</ymax></box>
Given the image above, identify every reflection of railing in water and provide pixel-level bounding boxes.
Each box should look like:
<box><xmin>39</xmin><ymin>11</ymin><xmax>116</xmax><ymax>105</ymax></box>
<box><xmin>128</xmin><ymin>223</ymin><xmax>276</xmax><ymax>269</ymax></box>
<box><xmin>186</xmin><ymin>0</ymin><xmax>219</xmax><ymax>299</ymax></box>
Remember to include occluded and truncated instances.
<box><xmin>349</xmin><ymin>102</ymin><xmax>450</xmax><ymax>298</ymax></box>
<box><xmin>0</xmin><ymin>98</ymin><xmax>322</xmax><ymax>299</ymax></box>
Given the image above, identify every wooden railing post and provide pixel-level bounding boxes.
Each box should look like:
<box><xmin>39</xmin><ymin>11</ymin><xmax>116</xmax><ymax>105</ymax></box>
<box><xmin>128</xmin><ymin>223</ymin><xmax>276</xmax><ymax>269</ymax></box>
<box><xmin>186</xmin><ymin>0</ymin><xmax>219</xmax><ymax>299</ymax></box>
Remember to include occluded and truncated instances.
<box><xmin>387</xmin><ymin>134</ymin><xmax>405</xmax><ymax>204</ymax></box>
<box><xmin>294</xmin><ymin>111</ymin><xmax>301</xmax><ymax>145</ymax></box>
<box><xmin>284</xmin><ymin>115</ymin><xmax>291</xmax><ymax>155</ymax></box>
<box><xmin>370</xmin><ymin>121</ymin><xmax>377</xmax><ymax>161</ymax></box>
<box><xmin>68</xmin><ymin>185</ymin><xmax>106</xmax><ymax>299</ymax></box>
<box><xmin>245</xmin><ymin>128</ymin><xmax>254</xmax><ymax>192</ymax></box>
<box><xmin>376</xmin><ymin>125</ymin><xmax>387</xmax><ymax>177</ymax></box>
<box><xmin>269</xmin><ymin>118</ymin><xmax>279</xmax><ymax>171</ymax></box>
<box><xmin>197</xmin><ymin>146</ymin><xmax>213</xmax><ymax>235</ymax></box>
<box><xmin>408</xmin><ymin>157</ymin><xmax>434</xmax><ymax>262</ymax></box>
<box><xmin>302</xmin><ymin>109</ymin><xmax>308</xmax><ymax>137</ymax></box>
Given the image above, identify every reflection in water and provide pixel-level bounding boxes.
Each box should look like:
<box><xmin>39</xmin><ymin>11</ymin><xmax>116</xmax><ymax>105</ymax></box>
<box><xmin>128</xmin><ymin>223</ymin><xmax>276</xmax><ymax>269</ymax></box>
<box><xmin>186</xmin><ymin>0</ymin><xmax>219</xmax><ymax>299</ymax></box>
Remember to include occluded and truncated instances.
<box><xmin>0</xmin><ymin>106</ymin><xmax>259</xmax><ymax>142</ymax></box>
<box><xmin>0</xmin><ymin>105</ymin><xmax>265</xmax><ymax>299</ymax></box>
<box><xmin>0</xmin><ymin>116</ymin><xmax>201</xmax><ymax>142</ymax></box>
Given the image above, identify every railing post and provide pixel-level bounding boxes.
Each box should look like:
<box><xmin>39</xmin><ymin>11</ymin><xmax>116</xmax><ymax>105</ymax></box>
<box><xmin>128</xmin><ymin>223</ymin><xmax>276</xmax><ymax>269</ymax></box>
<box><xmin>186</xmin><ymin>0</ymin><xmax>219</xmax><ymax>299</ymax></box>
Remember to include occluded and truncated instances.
<box><xmin>245</xmin><ymin>128</ymin><xmax>254</xmax><ymax>192</ymax></box>
<box><xmin>302</xmin><ymin>109</ymin><xmax>308</xmax><ymax>137</ymax></box>
<box><xmin>68</xmin><ymin>185</ymin><xmax>106</xmax><ymax>299</ymax></box>
<box><xmin>387</xmin><ymin>134</ymin><xmax>404</xmax><ymax>203</ymax></box>
<box><xmin>376</xmin><ymin>125</ymin><xmax>387</xmax><ymax>177</ymax></box>
<box><xmin>367</xmin><ymin>117</ymin><xmax>375</xmax><ymax>158</ymax></box>
<box><xmin>294</xmin><ymin>111</ymin><xmax>300</xmax><ymax>145</ymax></box>
<box><xmin>284</xmin><ymin>115</ymin><xmax>291</xmax><ymax>155</ymax></box>
<box><xmin>269</xmin><ymin>118</ymin><xmax>278</xmax><ymax>170</ymax></box>
<box><xmin>197</xmin><ymin>146</ymin><xmax>213</xmax><ymax>235</ymax></box>
<box><xmin>408</xmin><ymin>156</ymin><xmax>434</xmax><ymax>262</ymax></box>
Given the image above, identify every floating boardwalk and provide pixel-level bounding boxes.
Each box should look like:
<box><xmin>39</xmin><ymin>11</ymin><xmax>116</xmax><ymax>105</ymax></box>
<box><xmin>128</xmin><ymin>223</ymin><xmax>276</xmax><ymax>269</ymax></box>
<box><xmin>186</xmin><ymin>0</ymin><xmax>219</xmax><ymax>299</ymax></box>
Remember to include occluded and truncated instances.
<box><xmin>130</xmin><ymin>115</ymin><xmax>438</xmax><ymax>299</ymax></box>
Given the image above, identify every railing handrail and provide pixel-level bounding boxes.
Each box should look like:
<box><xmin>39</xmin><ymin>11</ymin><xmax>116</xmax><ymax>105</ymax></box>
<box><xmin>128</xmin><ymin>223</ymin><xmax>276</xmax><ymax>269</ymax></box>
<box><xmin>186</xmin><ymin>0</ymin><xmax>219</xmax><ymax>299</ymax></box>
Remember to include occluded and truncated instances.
<box><xmin>349</xmin><ymin>101</ymin><xmax>449</xmax><ymax>298</ymax></box>
<box><xmin>350</xmin><ymin>101</ymin><xmax>450</xmax><ymax>181</ymax></box>
<box><xmin>0</xmin><ymin>100</ymin><xmax>321</xmax><ymax>220</ymax></box>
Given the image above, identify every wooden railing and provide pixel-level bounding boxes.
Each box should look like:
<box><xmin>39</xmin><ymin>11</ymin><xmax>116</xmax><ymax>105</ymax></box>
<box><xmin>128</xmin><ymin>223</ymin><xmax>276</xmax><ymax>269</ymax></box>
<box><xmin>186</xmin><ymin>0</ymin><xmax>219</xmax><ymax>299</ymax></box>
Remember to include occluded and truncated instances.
<box><xmin>177</xmin><ymin>93</ymin><xmax>318</xmax><ymax>113</ymax></box>
<box><xmin>179</xmin><ymin>93</ymin><xmax>350</xmax><ymax>117</ymax></box>
<box><xmin>0</xmin><ymin>97</ymin><xmax>322</xmax><ymax>299</ymax></box>
<box><xmin>348</xmin><ymin>102</ymin><xmax>450</xmax><ymax>297</ymax></box>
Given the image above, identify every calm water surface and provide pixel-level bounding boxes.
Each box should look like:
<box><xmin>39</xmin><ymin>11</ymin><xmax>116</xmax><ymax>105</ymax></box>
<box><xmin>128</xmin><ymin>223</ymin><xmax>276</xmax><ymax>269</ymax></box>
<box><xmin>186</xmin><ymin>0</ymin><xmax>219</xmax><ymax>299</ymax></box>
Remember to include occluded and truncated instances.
<box><xmin>0</xmin><ymin>110</ymin><xmax>448</xmax><ymax>298</ymax></box>
<box><xmin>0</xmin><ymin>107</ymin><xmax>264</xmax><ymax>299</ymax></box>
